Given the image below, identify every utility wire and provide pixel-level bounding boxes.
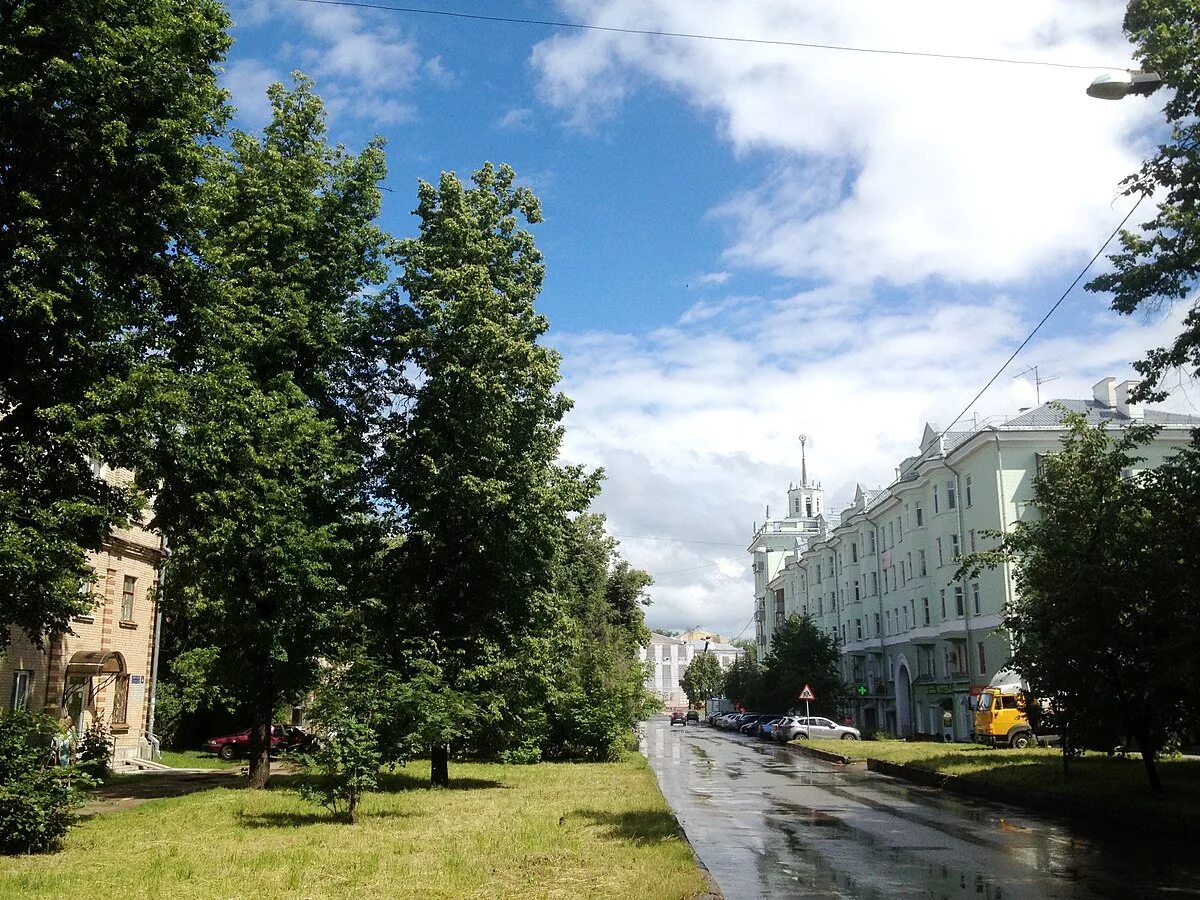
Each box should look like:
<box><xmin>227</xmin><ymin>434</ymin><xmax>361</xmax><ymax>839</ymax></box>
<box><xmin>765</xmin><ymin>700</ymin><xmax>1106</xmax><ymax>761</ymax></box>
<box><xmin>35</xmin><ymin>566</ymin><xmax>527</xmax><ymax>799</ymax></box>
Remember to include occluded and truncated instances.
<box><xmin>938</xmin><ymin>193</ymin><xmax>1146</xmax><ymax>442</ymax></box>
<box><xmin>612</xmin><ymin>533</ymin><xmax>745</xmax><ymax>548</ymax></box>
<box><xmin>294</xmin><ymin>0</ymin><xmax>1118</xmax><ymax>71</ymax></box>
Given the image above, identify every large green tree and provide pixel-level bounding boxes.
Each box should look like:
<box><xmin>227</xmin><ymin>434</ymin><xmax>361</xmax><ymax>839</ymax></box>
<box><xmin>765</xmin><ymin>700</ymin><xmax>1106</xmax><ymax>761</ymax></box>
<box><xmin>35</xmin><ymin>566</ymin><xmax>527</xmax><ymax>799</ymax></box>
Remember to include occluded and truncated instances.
<box><xmin>759</xmin><ymin>615</ymin><xmax>845</xmax><ymax>717</ymax></box>
<box><xmin>680</xmin><ymin>652</ymin><xmax>722</xmax><ymax>708</ymax></box>
<box><xmin>0</xmin><ymin>0</ymin><xmax>228</xmax><ymax>642</ymax></box>
<box><xmin>958</xmin><ymin>411</ymin><xmax>1196</xmax><ymax>792</ymax></box>
<box><xmin>124</xmin><ymin>78</ymin><xmax>394</xmax><ymax>787</ymax></box>
<box><xmin>1087</xmin><ymin>1</ymin><xmax>1200</xmax><ymax>400</ymax></box>
<box><xmin>380</xmin><ymin>163</ymin><xmax>598</xmax><ymax>786</ymax></box>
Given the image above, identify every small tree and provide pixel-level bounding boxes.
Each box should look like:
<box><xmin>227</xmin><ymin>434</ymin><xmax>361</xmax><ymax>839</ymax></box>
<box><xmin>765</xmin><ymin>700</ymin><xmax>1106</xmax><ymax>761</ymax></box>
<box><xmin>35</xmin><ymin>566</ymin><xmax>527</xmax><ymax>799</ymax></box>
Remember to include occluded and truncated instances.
<box><xmin>298</xmin><ymin>710</ymin><xmax>380</xmax><ymax>825</ymax></box>
<box><xmin>759</xmin><ymin>616</ymin><xmax>846</xmax><ymax>717</ymax></box>
<box><xmin>680</xmin><ymin>653</ymin><xmax>723</xmax><ymax>708</ymax></box>
<box><xmin>723</xmin><ymin>651</ymin><xmax>763</xmax><ymax>710</ymax></box>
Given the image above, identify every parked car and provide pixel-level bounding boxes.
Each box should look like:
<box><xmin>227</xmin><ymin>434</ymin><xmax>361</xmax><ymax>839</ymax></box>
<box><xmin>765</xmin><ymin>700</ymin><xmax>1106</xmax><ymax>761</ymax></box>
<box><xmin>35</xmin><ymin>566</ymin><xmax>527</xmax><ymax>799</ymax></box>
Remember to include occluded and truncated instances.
<box><xmin>789</xmin><ymin>716</ymin><xmax>861</xmax><ymax>740</ymax></box>
<box><xmin>203</xmin><ymin>723</ymin><xmax>314</xmax><ymax>760</ymax></box>
<box><xmin>669</xmin><ymin>710</ymin><xmax>688</xmax><ymax>726</ymax></box>
<box><xmin>686</xmin><ymin>710</ymin><xmax>700</xmax><ymax>723</ymax></box>
<box><xmin>772</xmin><ymin>716</ymin><xmax>804</xmax><ymax>741</ymax></box>
<box><xmin>758</xmin><ymin>715</ymin><xmax>788</xmax><ymax>739</ymax></box>
<box><xmin>740</xmin><ymin>714</ymin><xmax>775</xmax><ymax>736</ymax></box>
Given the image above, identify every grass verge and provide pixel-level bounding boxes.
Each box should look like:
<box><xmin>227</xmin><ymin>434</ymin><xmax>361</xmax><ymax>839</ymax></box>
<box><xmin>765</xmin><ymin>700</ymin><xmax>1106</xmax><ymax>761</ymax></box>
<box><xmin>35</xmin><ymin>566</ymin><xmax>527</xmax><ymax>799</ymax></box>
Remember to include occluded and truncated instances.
<box><xmin>0</xmin><ymin>755</ymin><xmax>708</xmax><ymax>900</ymax></box>
<box><xmin>799</xmin><ymin>737</ymin><xmax>1200</xmax><ymax>836</ymax></box>
<box><xmin>156</xmin><ymin>749</ymin><xmax>244</xmax><ymax>770</ymax></box>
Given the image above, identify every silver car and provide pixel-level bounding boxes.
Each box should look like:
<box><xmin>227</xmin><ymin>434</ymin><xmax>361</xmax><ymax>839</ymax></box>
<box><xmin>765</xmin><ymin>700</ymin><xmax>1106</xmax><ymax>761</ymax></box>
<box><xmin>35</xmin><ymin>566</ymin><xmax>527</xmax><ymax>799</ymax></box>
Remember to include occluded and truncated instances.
<box><xmin>790</xmin><ymin>716</ymin><xmax>861</xmax><ymax>740</ymax></box>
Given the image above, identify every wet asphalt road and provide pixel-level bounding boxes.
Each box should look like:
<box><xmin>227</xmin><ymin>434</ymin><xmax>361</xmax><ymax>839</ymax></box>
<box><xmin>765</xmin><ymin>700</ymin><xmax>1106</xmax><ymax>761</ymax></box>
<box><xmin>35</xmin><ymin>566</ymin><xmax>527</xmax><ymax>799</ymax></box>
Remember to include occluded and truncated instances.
<box><xmin>641</xmin><ymin>716</ymin><xmax>1200</xmax><ymax>899</ymax></box>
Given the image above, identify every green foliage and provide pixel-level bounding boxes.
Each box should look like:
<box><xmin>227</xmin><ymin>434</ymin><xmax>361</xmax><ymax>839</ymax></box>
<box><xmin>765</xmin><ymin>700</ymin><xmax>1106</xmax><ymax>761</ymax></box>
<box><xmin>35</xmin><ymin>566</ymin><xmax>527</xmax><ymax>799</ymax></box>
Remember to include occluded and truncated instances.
<box><xmin>120</xmin><ymin>77</ymin><xmax>395</xmax><ymax>786</ymax></box>
<box><xmin>724</xmin><ymin>618</ymin><xmax>844</xmax><ymax>715</ymax></box>
<box><xmin>1086</xmin><ymin>1</ymin><xmax>1200</xmax><ymax>400</ymax></box>
<box><xmin>75</xmin><ymin>719</ymin><xmax>112</xmax><ymax>781</ymax></box>
<box><xmin>0</xmin><ymin>0</ymin><xmax>229</xmax><ymax>643</ymax></box>
<box><xmin>680</xmin><ymin>653</ymin><xmax>722</xmax><ymax>707</ymax></box>
<box><xmin>0</xmin><ymin>711</ymin><xmax>91</xmax><ymax>855</ymax></box>
<box><xmin>298</xmin><ymin>710</ymin><xmax>381</xmax><ymax>825</ymax></box>
<box><xmin>956</xmin><ymin>410</ymin><xmax>1200</xmax><ymax>792</ymax></box>
<box><xmin>378</xmin><ymin>163</ymin><xmax>600</xmax><ymax>783</ymax></box>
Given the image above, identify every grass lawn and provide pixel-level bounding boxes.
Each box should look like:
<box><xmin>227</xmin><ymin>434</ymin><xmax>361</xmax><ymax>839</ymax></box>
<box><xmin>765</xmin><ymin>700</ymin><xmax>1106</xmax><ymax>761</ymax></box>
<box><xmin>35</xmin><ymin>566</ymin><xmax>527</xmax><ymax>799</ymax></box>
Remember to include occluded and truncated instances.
<box><xmin>0</xmin><ymin>755</ymin><xmax>708</xmax><ymax>900</ymax></box>
<box><xmin>801</xmin><ymin>737</ymin><xmax>1200</xmax><ymax>831</ymax></box>
<box><xmin>156</xmin><ymin>749</ymin><xmax>244</xmax><ymax>770</ymax></box>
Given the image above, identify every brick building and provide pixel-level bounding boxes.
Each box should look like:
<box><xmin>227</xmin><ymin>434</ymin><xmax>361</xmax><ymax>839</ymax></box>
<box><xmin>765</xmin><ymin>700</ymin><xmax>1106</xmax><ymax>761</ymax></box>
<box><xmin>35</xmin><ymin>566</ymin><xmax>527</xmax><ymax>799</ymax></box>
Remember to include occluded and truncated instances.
<box><xmin>1</xmin><ymin>462</ymin><xmax>165</xmax><ymax>762</ymax></box>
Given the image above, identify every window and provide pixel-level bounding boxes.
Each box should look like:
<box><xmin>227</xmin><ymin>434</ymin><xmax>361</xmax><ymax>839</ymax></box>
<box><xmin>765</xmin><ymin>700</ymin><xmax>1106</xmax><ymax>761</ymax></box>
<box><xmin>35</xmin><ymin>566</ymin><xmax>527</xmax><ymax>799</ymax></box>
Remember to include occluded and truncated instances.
<box><xmin>906</xmin><ymin>553</ymin><xmax>913</xmax><ymax>579</ymax></box>
<box><xmin>972</xmin><ymin>583</ymin><xmax>981</xmax><ymax>615</ymax></box>
<box><xmin>965</xmin><ymin>474</ymin><xmax>973</xmax><ymax>507</ymax></box>
<box><xmin>951</xmin><ymin>534</ymin><xmax>960</xmax><ymax>559</ymax></box>
<box><xmin>936</xmin><ymin>537</ymin><xmax>944</xmax><ymax>567</ymax></box>
<box><xmin>112</xmin><ymin>674</ymin><xmax>129</xmax><ymax>725</ymax></box>
<box><xmin>902</xmin><ymin>606</ymin><xmax>909</xmax><ymax>630</ymax></box>
<box><xmin>969</xmin><ymin>529</ymin><xmax>976</xmax><ymax>553</ymax></box>
<box><xmin>870</xmin><ymin>572</ymin><xmax>878</xmax><ymax>595</ymax></box>
<box><xmin>918</xmin><ymin>550</ymin><xmax>927</xmax><ymax>576</ymax></box>
<box><xmin>795</xmin><ymin>499</ymin><xmax>801</xmax><ymax>513</ymax></box>
<box><xmin>954</xmin><ymin>586</ymin><xmax>965</xmax><ymax>617</ymax></box>
<box><xmin>874</xmin><ymin>613</ymin><xmax>880</xmax><ymax>636</ymax></box>
<box><xmin>933</xmin><ymin>485</ymin><xmax>939</xmax><ymax>514</ymax></box>
<box><xmin>947</xmin><ymin>479</ymin><xmax>957</xmax><ymax>510</ymax></box>
<box><xmin>900</xmin><ymin>561</ymin><xmax>906</xmax><ymax>584</ymax></box>
<box><xmin>940</xmin><ymin>589</ymin><xmax>947</xmax><ymax>619</ymax></box>
<box><xmin>851</xmin><ymin>542</ymin><xmax>858</xmax><ymax>563</ymax></box>
<box><xmin>888</xmin><ymin>521</ymin><xmax>894</xmax><ymax>548</ymax></box>
<box><xmin>869</xmin><ymin>531</ymin><xmax>877</xmax><ymax>554</ymax></box>
<box><xmin>842</xmin><ymin>624</ymin><xmax>847</xmax><ymax>644</ymax></box>
<box><xmin>121</xmin><ymin>575</ymin><xmax>136</xmax><ymax>622</ymax></box>
<box><xmin>922</xmin><ymin>597</ymin><xmax>930</xmax><ymax>626</ymax></box>
<box><xmin>816</xmin><ymin>564</ymin><xmax>822</xmax><ymax>583</ymax></box>
<box><xmin>886</xmin><ymin>610</ymin><xmax>892</xmax><ymax>634</ymax></box>
<box><xmin>915</xmin><ymin>503</ymin><xmax>924</xmax><ymax>526</ymax></box>
<box><xmin>854</xmin><ymin>580</ymin><xmax>860</xmax><ymax>602</ymax></box>
<box><xmin>898</xmin><ymin>517</ymin><xmax>903</xmax><ymax>542</ymax></box>
<box><xmin>10</xmin><ymin>671</ymin><xmax>31</xmax><ymax>712</ymax></box>
<box><xmin>977</xmin><ymin>642</ymin><xmax>986</xmax><ymax>675</ymax></box>
<box><xmin>856</xmin><ymin>619</ymin><xmax>863</xmax><ymax>640</ymax></box>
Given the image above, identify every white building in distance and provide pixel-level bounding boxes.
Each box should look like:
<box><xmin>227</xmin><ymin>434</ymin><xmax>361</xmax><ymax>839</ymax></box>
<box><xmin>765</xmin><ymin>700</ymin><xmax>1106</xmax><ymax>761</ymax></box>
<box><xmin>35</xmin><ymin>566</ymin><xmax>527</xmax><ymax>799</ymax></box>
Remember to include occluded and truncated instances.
<box><xmin>640</xmin><ymin>632</ymin><xmax>744</xmax><ymax>707</ymax></box>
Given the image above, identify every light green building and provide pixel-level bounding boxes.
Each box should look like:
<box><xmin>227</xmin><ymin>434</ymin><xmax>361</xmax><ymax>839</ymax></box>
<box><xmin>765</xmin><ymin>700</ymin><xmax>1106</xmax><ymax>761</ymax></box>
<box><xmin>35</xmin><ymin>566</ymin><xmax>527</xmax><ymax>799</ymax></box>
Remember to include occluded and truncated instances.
<box><xmin>751</xmin><ymin>377</ymin><xmax>1200</xmax><ymax>739</ymax></box>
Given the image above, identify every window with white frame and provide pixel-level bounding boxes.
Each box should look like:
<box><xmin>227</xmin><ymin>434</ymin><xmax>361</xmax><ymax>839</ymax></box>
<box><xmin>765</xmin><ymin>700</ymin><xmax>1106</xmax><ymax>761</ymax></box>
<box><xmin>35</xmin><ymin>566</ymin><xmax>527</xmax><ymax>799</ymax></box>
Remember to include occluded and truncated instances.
<box><xmin>933</xmin><ymin>485</ymin><xmax>939</xmax><ymax>514</ymax></box>
<box><xmin>121</xmin><ymin>575</ymin><xmax>136</xmax><ymax>622</ymax></box>
<box><xmin>947</xmin><ymin>479</ymin><xmax>957</xmax><ymax>510</ymax></box>
<box><xmin>922</xmin><ymin>597</ymin><xmax>930</xmax><ymax>626</ymax></box>
<box><xmin>936</xmin><ymin>537</ymin><xmax>944</xmax><ymax>567</ymax></box>
<box><xmin>972</xmin><ymin>582</ymin><xmax>981</xmax><ymax>615</ymax></box>
<box><xmin>965</xmin><ymin>474</ymin><xmax>973</xmax><ymax>507</ymax></box>
<box><xmin>940</xmin><ymin>589</ymin><xmax>947</xmax><ymax>619</ymax></box>
<box><xmin>918</xmin><ymin>549</ymin><xmax>927</xmax><ymax>576</ymax></box>
<box><xmin>954</xmin><ymin>586</ymin><xmax>965</xmax><ymax>617</ymax></box>
<box><xmin>951</xmin><ymin>533</ymin><xmax>960</xmax><ymax>559</ymax></box>
<box><xmin>915</xmin><ymin>502</ymin><xmax>924</xmax><ymax>526</ymax></box>
<box><xmin>10</xmin><ymin>671</ymin><xmax>31</xmax><ymax>712</ymax></box>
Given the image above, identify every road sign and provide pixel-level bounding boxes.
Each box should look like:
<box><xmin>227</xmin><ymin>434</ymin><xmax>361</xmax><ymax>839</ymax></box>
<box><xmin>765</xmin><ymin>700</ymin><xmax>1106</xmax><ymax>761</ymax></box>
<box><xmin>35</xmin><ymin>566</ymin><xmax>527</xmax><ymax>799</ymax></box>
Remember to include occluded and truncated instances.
<box><xmin>798</xmin><ymin>685</ymin><xmax>816</xmax><ymax>701</ymax></box>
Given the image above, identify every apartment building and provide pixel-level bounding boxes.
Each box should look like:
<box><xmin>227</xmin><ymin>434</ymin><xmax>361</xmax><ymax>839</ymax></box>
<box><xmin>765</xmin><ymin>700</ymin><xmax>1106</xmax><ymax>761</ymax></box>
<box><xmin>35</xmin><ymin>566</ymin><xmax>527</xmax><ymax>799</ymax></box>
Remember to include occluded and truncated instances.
<box><xmin>640</xmin><ymin>632</ymin><xmax>745</xmax><ymax>706</ymax></box>
<box><xmin>751</xmin><ymin>377</ymin><xmax>1200</xmax><ymax>740</ymax></box>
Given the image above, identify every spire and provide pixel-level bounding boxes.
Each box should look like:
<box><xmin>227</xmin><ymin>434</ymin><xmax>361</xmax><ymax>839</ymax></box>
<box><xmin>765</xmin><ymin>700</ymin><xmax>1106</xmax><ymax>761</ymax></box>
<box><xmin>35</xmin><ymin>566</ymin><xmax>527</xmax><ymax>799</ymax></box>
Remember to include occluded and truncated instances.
<box><xmin>799</xmin><ymin>434</ymin><xmax>808</xmax><ymax>487</ymax></box>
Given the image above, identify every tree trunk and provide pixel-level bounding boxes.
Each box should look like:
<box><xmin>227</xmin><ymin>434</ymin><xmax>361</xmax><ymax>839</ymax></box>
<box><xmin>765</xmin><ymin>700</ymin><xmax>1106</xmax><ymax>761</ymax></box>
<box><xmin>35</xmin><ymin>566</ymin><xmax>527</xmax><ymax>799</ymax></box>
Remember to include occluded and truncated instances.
<box><xmin>431</xmin><ymin>743</ymin><xmax>449</xmax><ymax>787</ymax></box>
<box><xmin>346</xmin><ymin>788</ymin><xmax>358</xmax><ymax>825</ymax></box>
<box><xmin>247</xmin><ymin>707</ymin><xmax>272</xmax><ymax>789</ymax></box>
<box><xmin>1134</xmin><ymin>726</ymin><xmax>1162</xmax><ymax>794</ymax></box>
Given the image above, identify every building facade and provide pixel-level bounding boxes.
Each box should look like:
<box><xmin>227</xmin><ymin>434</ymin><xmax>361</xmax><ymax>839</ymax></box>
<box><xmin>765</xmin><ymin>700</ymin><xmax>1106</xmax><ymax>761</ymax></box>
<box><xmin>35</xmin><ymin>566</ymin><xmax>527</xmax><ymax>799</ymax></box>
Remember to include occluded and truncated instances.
<box><xmin>1</xmin><ymin>462</ymin><xmax>165</xmax><ymax>762</ymax></box>
<box><xmin>640</xmin><ymin>632</ymin><xmax>745</xmax><ymax>707</ymax></box>
<box><xmin>751</xmin><ymin>378</ymin><xmax>1200</xmax><ymax>740</ymax></box>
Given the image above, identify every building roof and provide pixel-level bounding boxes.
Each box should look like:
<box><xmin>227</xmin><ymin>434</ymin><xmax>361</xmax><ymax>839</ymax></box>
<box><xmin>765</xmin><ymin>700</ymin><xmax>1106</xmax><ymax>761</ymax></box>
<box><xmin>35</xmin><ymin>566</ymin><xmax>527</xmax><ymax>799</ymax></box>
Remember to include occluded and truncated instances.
<box><xmin>1002</xmin><ymin>398</ymin><xmax>1200</xmax><ymax>428</ymax></box>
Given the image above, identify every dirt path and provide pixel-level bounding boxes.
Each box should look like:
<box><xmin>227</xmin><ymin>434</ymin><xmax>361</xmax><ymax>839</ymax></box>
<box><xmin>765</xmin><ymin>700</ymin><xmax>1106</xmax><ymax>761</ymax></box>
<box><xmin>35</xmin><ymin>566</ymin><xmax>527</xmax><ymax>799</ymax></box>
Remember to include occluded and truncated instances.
<box><xmin>83</xmin><ymin>762</ymin><xmax>295</xmax><ymax>815</ymax></box>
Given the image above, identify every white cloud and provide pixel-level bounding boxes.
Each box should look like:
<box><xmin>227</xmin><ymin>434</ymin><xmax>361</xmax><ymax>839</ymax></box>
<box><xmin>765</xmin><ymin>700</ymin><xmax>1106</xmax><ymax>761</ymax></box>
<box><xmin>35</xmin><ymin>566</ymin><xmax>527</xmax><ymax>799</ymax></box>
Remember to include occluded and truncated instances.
<box><xmin>222</xmin><ymin>58</ymin><xmax>284</xmax><ymax>129</ymax></box>
<box><xmin>555</xmin><ymin>291</ymin><xmax>1198</xmax><ymax>639</ymax></box>
<box><xmin>533</xmin><ymin>0</ymin><xmax>1157</xmax><ymax>287</ymax></box>
<box><xmin>227</xmin><ymin>0</ymin><xmax>428</xmax><ymax>127</ymax></box>
<box><xmin>499</xmin><ymin>108</ymin><xmax>536</xmax><ymax>130</ymax></box>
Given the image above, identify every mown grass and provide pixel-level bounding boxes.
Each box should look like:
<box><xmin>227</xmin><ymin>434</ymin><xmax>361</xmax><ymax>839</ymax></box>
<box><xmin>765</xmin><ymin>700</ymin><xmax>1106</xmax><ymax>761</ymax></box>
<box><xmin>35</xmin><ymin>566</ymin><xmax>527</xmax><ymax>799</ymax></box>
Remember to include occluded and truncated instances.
<box><xmin>156</xmin><ymin>749</ymin><xmax>244</xmax><ymax>770</ymax></box>
<box><xmin>801</xmin><ymin>737</ymin><xmax>1200</xmax><ymax>830</ymax></box>
<box><xmin>0</xmin><ymin>755</ymin><xmax>708</xmax><ymax>900</ymax></box>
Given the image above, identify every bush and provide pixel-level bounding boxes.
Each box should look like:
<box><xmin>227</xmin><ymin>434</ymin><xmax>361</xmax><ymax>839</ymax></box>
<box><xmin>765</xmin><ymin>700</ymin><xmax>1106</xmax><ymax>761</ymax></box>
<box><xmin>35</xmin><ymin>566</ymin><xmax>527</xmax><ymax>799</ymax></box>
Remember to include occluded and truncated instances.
<box><xmin>76</xmin><ymin>719</ymin><xmax>112</xmax><ymax>780</ymax></box>
<box><xmin>297</xmin><ymin>710</ymin><xmax>380</xmax><ymax>824</ymax></box>
<box><xmin>0</xmin><ymin>711</ymin><xmax>91</xmax><ymax>854</ymax></box>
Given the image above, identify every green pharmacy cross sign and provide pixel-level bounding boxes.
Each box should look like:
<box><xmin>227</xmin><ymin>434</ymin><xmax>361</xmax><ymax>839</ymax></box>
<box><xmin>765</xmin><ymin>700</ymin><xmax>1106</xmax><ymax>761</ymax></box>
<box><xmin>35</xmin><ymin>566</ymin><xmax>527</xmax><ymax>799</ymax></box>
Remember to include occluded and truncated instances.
<box><xmin>856</xmin><ymin>683</ymin><xmax>868</xmax><ymax>697</ymax></box>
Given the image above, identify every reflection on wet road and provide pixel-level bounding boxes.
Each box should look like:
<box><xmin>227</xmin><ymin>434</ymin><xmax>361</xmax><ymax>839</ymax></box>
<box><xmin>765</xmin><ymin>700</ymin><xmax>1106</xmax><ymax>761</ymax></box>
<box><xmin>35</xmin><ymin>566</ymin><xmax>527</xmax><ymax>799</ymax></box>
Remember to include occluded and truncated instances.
<box><xmin>642</xmin><ymin>717</ymin><xmax>1200</xmax><ymax>899</ymax></box>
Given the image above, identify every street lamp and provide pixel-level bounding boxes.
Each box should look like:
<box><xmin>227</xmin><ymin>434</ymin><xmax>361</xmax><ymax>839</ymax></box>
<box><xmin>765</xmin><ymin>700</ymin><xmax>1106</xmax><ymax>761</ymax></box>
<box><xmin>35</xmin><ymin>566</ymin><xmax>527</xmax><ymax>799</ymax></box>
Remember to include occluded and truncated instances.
<box><xmin>1086</xmin><ymin>69</ymin><xmax>1162</xmax><ymax>100</ymax></box>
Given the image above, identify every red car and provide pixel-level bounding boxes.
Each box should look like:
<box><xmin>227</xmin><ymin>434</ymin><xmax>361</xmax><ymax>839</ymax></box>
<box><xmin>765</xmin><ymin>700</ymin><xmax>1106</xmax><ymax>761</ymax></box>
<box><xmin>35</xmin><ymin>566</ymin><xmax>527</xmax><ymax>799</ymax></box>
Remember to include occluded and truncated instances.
<box><xmin>203</xmin><ymin>724</ymin><xmax>313</xmax><ymax>760</ymax></box>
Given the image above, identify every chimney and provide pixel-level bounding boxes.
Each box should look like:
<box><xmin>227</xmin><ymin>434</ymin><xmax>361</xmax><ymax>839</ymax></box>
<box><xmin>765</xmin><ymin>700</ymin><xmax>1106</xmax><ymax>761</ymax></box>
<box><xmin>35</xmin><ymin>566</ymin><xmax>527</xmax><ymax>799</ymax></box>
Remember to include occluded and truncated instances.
<box><xmin>1115</xmin><ymin>380</ymin><xmax>1144</xmax><ymax>419</ymax></box>
<box><xmin>1092</xmin><ymin>377</ymin><xmax>1117</xmax><ymax>408</ymax></box>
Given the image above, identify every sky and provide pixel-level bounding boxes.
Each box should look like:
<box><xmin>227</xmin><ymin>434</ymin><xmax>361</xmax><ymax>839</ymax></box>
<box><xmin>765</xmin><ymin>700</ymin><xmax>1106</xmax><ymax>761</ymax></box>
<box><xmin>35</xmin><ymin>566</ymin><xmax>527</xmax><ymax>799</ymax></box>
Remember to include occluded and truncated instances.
<box><xmin>227</xmin><ymin>0</ymin><xmax>1198</xmax><ymax>640</ymax></box>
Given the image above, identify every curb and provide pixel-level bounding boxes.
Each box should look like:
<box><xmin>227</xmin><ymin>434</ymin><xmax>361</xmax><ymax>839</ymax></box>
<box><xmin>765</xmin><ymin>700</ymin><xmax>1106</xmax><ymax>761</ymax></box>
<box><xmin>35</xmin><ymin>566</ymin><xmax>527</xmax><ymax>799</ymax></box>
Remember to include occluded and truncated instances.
<box><xmin>780</xmin><ymin>741</ymin><xmax>860</xmax><ymax>767</ymax></box>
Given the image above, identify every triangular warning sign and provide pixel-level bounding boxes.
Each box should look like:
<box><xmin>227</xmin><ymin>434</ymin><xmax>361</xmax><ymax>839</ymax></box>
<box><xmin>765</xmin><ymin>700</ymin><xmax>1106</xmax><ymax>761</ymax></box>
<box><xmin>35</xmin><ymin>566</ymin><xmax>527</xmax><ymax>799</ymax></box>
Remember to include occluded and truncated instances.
<box><xmin>798</xmin><ymin>684</ymin><xmax>816</xmax><ymax>701</ymax></box>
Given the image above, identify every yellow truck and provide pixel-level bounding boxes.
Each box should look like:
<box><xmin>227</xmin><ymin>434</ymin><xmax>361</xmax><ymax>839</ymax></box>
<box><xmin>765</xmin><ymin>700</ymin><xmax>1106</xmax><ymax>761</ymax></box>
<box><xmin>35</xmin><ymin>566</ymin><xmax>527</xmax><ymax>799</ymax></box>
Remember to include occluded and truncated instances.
<box><xmin>973</xmin><ymin>671</ymin><xmax>1058</xmax><ymax>749</ymax></box>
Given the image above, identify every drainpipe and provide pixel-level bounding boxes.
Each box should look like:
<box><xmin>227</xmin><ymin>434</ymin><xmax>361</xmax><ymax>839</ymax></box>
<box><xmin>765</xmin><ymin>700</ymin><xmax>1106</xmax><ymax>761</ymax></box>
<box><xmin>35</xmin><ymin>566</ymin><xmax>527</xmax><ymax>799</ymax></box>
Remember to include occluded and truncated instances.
<box><xmin>145</xmin><ymin>537</ymin><xmax>170</xmax><ymax>760</ymax></box>
<box><xmin>993</xmin><ymin>429</ymin><xmax>1016</xmax><ymax>665</ymax></box>
<box><xmin>941</xmin><ymin>453</ymin><xmax>974</xmax><ymax>742</ymax></box>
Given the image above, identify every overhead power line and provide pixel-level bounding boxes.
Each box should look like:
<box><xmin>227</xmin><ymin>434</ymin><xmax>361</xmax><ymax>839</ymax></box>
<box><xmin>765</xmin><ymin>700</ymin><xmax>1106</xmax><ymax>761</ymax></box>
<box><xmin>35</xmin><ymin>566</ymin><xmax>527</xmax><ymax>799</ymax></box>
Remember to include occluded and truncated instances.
<box><xmin>293</xmin><ymin>0</ymin><xmax>1117</xmax><ymax>71</ymax></box>
<box><xmin>612</xmin><ymin>533</ymin><xmax>745</xmax><ymax>549</ymax></box>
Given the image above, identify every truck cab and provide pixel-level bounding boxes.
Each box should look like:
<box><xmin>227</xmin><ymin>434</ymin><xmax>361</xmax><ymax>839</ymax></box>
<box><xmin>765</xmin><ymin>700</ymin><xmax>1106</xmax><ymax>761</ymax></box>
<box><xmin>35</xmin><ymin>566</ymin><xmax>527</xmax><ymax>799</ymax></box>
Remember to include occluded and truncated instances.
<box><xmin>974</xmin><ymin>688</ymin><xmax>1033</xmax><ymax>748</ymax></box>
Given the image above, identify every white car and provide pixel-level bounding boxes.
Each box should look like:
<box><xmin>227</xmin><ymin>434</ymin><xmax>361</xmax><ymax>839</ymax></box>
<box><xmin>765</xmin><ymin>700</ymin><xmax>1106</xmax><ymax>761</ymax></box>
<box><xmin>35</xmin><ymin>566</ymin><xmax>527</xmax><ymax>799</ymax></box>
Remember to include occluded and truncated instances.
<box><xmin>790</xmin><ymin>716</ymin><xmax>860</xmax><ymax>740</ymax></box>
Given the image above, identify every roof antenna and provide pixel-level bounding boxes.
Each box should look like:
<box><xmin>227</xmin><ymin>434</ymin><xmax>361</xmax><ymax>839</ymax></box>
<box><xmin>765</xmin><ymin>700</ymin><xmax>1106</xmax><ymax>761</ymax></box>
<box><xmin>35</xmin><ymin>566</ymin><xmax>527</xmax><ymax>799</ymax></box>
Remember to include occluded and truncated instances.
<box><xmin>1013</xmin><ymin>365</ymin><xmax>1059</xmax><ymax>406</ymax></box>
<box><xmin>799</xmin><ymin>434</ymin><xmax>808</xmax><ymax>487</ymax></box>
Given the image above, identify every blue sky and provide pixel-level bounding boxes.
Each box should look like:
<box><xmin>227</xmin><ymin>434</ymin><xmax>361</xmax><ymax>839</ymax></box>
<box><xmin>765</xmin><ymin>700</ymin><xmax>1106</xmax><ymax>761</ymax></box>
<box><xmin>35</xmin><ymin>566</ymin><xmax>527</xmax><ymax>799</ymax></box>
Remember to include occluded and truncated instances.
<box><xmin>225</xmin><ymin>1</ymin><xmax>1196</xmax><ymax>639</ymax></box>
